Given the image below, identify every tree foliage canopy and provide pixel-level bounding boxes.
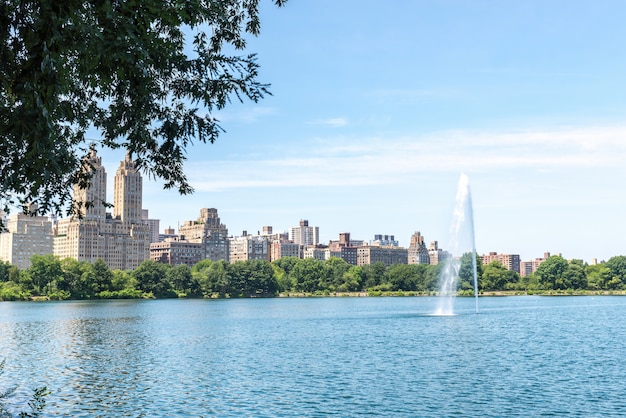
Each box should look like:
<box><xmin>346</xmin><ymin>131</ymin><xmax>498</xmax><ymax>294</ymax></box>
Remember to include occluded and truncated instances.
<box><xmin>481</xmin><ymin>261</ymin><xmax>519</xmax><ymax>291</ymax></box>
<box><xmin>536</xmin><ymin>255</ymin><xmax>569</xmax><ymax>290</ymax></box>
<box><xmin>1</xmin><ymin>0</ymin><xmax>286</xmax><ymax>219</ymax></box>
<box><xmin>5</xmin><ymin>252</ymin><xmax>626</xmax><ymax>302</ymax></box>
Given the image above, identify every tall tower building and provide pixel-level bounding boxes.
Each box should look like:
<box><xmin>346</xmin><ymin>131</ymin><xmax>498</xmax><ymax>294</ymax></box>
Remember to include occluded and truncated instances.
<box><xmin>408</xmin><ymin>231</ymin><xmax>430</xmax><ymax>264</ymax></box>
<box><xmin>73</xmin><ymin>150</ymin><xmax>107</xmax><ymax>225</ymax></box>
<box><xmin>114</xmin><ymin>153</ymin><xmax>142</xmax><ymax>225</ymax></box>
<box><xmin>289</xmin><ymin>219</ymin><xmax>319</xmax><ymax>246</ymax></box>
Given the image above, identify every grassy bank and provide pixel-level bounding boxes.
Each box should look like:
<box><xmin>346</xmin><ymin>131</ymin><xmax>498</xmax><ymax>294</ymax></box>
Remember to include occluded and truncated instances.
<box><xmin>279</xmin><ymin>289</ymin><xmax>626</xmax><ymax>298</ymax></box>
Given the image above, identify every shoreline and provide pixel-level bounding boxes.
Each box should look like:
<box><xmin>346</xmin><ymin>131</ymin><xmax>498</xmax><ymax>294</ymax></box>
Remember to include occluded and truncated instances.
<box><xmin>279</xmin><ymin>289</ymin><xmax>626</xmax><ymax>298</ymax></box>
<box><xmin>8</xmin><ymin>289</ymin><xmax>626</xmax><ymax>303</ymax></box>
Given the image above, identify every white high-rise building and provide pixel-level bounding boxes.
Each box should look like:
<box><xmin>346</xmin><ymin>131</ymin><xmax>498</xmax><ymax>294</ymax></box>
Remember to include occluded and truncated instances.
<box><xmin>114</xmin><ymin>153</ymin><xmax>143</xmax><ymax>225</ymax></box>
<box><xmin>228</xmin><ymin>231</ymin><xmax>269</xmax><ymax>262</ymax></box>
<box><xmin>289</xmin><ymin>219</ymin><xmax>319</xmax><ymax>246</ymax></box>
<box><xmin>142</xmin><ymin>209</ymin><xmax>160</xmax><ymax>243</ymax></box>
<box><xmin>0</xmin><ymin>204</ymin><xmax>53</xmax><ymax>269</ymax></box>
<box><xmin>73</xmin><ymin>149</ymin><xmax>107</xmax><ymax>225</ymax></box>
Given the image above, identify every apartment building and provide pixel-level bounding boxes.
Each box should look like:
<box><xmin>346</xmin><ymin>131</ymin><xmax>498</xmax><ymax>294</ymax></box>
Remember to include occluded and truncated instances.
<box><xmin>428</xmin><ymin>241</ymin><xmax>449</xmax><ymax>265</ymax></box>
<box><xmin>270</xmin><ymin>241</ymin><xmax>302</xmax><ymax>261</ymax></box>
<box><xmin>303</xmin><ymin>245</ymin><xmax>327</xmax><ymax>260</ymax></box>
<box><xmin>150</xmin><ymin>238</ymin><xmax>204</xmax><ymax>266</ymax></box>
<box><xmin>480</xmin><ymin>252</ymin><xmax>521</xmax><ymax>273</ymax></box>
<box><xmin>356</xmin><ymin>246</ymin><xmax>408</xmax><ymax>266</ymax></box>
<box><xmin>0</xmin><ymin>205</ymin><xmax>53</xmax><ymax>269</ymax></box>
<box><xmin>178</xmin><ymin>208</ymin><xmax>230</xmax><ymax>262</ymax></box>
<box><xmin>290</xmin><ymin>219</ymin><xmax>319</xmax><ymax>246</ymax></box>
<box><xmin>408</xmin><ymin>231</ymin><xmax>430</xmax><ymax>265</ymax></box>
<box><xmin>519</xmin><ymin>252</ymin><xmax>553</xmax><ymax>277</ymax></box>
<box><xmin>229</xmin><ymin>232</ymin><xmax>270</xmax><ymax>262</ymax></box>
<box><xmin>371</xmin><ymin>234</ymin><xmax>399</xmax><ymax>247</ymax></box>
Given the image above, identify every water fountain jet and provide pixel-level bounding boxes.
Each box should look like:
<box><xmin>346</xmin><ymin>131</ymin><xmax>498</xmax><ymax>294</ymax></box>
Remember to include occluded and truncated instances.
<box><xmin>434</xmin><ymin>173</ymin><xmax>479</xmax><ymax>315</ymax></box>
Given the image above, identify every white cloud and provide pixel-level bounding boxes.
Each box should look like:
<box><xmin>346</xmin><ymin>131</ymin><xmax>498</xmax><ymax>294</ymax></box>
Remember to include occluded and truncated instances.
<box><xmin>308</xmin><ymin>117</ymin><xmax>349</xmax><ymax>127</ymax></box>
<box><xmin>186</xmin><ymin>124</ymin><xmax>626</xmax><ymax>191</ymax></box>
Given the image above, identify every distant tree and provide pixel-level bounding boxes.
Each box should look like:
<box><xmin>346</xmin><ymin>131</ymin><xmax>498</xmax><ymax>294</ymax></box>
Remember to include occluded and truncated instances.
<box><xmin>387</xmin><ymin>264</ymin><xmax>421</xmax><ymax>291</ymax></box>
<box><xmin>272</xmin><ymin>257</ymin><xmax>301</xmax><ymax>292</ymax></box>
<box><xmin>585</xmin><ymin>264</ymin><xmax>612</xmax><ymax>290</ymax></box>
<box><xmin>481</xmin><ymin>261</ymin><xmax>519</xmax><ymax>291</ymax></box>
<box><xmin>322</xmin><ymin>257</ymin><xmax>351</xmax><ymax>291</ymax></box>
<box><xmin>458</xmin><ymin>253</ymin><xmax>483</xmax><ymax>291</ymax></box>
<box><xmin>519</xmin><ymin>272</ymin><xmax>540</xmax><ymax>291</ymax></box>
<box><xmin>290</xmin><ymin>258</ymin><xmax>325</xmax><ymax>293</ymax></box>
<box><xmin>562</xmin><ymin>259</ymin><xmax>587</xmax><ymax>290</ymax></box>
<box><xmin>1</xmin><ymin>0</ymin><xmax>287</xmax><ymax>225</ymax></box>
<box><xmin>110</xmin><ymin>270</ymin><xmax>137</xmax><ymax>292</ymax></box>
<box><xmin>361</xmin><ymin>262</ymin><xmax>387</xmax><ymax>289</ymax></box>
<box><xmin>424</xmin><ymin>264</ymin><xmax>442</xmax><ymax>291</ymax></box>
<box><xmin>242</xmin><ymin>259</ymin><xmax>278</xmax><ymax>296</ymax></box>
<box><xmin>132</xmin><ymin>260</ymin><xmax>173</xmax><ymax>298</ymax></box>
<box><xmin>605</xmin><ymin>256</ymin><xmax>626</xmax><ymax>289</ymax></box>
<box><xmin>77</xmin><ymin>265</ymin><xmax>97</xmax><ymax>298</ymax></box>
<box><xmin>191</xmin><ymin>259</ymin><xmax>213</xmax><ymax>277</ymax></box>
<box><xmin>7</xmin><ymin>266</ymin><xmax>20</xmax><ymax>284</ymax></box>
<box><xmin>229</xmin><ymin>261</ymin><xmax>250</xmax><ymax>296</ymax></box>
<box><xmin>272</xmin><ymin>257</ymin><xmax>300</xmax><ymax>277</ymax></box>
<box><xmin>271</xmin><ymin>263</ymin><xmax>291</xmax><ymax>293</ymax></box>
<box><xmin>536</xmin><ymin>255</ymin><xmax>569</xmax><ymax>290</ymax></box>
<box><xmin>27</xmin><ymin>254</ymin><xmax>62</xmax><ymax>295</ymax></box>
<box><xmin>59</xmin><ymin>258</ymin><xmax>90</xmax><ymax>298</ymax></box>
<box><xmin>195</xmin><ymin>260</ymin><xmax>231</xmax><ymax>297</ymax></box>
<box><xmin>0</xmin><ymin>281</ymin><xmax>31</xmax><ymax>301</ymax></box>
<box><xmin>0</xmin><ymin>261</ymin><xmax>10</xmax><ymax>282</ymax></box>
<box><xmin>91</xmin><ymin>259</ymin><xmax>114</xmax><ymax>295</ymax></box>
<box><xmin>167</xmin><ymin>264</ymin><xmax>199</xmax><ymax>297</ymax></box>
<box><xmin>338</xmin><ymin>266</ymin><xmax>364</xmax><ymax>292</ymax></box>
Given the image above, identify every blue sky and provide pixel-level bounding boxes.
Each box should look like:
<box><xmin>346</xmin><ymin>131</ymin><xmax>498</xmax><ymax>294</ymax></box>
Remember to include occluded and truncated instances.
<box><xmin>101</xmin><ymin>0</ymin><xmax>626</xmax><ymax>263</ymax></box>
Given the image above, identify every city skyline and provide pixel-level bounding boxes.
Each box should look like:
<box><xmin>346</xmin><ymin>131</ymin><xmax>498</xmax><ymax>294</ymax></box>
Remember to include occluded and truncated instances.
<box><xmin>90</xmin><ymin>1</ymin><xmax>626</xmax><ymax>263</ymax></box>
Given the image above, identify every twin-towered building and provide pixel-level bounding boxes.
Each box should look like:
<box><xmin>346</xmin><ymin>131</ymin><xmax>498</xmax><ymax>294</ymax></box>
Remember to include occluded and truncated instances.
<box><xmin>0</xmin><ymin>151</ymin><xmax>158</xmax><ymax>270</ymax></box>
<box><xmin>0</xmin><ymin>151</ymin><xmax>152</xmax><ymax>270</ymax></box>
<box><xmin>53</xmin><ymin>151</ymin><xmax>152</xmax><ymax>270</ymax></box>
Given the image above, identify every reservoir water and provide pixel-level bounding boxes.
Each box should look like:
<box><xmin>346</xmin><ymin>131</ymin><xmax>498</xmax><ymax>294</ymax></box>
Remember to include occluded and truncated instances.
<box><xmin>1</xmin><ymin>296</ymin><xmax>626</xmax><ymax>417</ymax></box>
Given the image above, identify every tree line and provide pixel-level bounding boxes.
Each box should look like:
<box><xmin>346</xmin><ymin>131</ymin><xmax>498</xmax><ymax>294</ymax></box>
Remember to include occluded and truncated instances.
<box><xmin>1</xmin><ymin>254</ymin><xmax>626</xmax><ymax>301</ymax></box>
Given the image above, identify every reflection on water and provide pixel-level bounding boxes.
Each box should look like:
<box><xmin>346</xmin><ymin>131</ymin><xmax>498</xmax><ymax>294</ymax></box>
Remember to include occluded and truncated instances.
<box><xmin>2</xmin><ymin>297</ymin><xmax>626</xmax><ymax>416</ymax></box>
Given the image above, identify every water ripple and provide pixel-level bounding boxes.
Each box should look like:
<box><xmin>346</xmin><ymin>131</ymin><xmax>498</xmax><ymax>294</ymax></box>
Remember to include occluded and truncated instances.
<box><xmin>1</xmin><ymin>297</ymin><xmax>626</xmax><ymax>416</ymax></box>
